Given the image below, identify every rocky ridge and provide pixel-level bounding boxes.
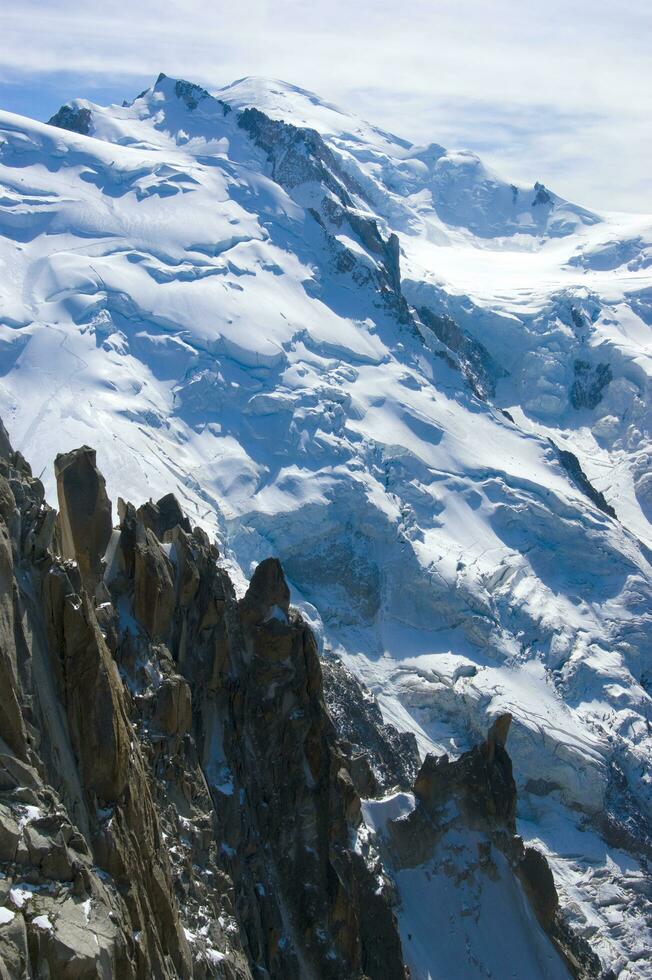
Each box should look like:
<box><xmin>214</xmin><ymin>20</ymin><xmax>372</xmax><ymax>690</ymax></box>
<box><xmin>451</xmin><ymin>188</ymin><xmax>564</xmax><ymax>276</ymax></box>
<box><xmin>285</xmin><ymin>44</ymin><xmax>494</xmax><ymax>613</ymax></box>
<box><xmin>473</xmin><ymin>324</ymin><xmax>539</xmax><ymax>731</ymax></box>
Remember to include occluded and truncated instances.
<box><xmin>0</xmin><ymin>420</ymin><xmax>405</xmax><ymax>978</ymax></box>
<box><xmin>386</xmin><ymin>716</ymin><xmax>605</xmax><ymax>978</ymax></box>
<box><xmin>0</xmin><ymin>421</ymin><xmax>600</xmax><ymax>978</ymax></box>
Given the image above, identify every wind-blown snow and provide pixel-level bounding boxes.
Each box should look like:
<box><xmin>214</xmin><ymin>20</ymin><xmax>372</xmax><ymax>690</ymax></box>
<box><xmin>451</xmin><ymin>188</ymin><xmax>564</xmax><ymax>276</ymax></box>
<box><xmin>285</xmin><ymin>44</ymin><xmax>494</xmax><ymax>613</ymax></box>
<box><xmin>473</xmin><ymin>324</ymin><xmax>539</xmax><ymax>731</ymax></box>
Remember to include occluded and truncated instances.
<box><xmin>1</xmin><ymin>72</ymin><xmax>651</xmax><ymax>977</ymax></box>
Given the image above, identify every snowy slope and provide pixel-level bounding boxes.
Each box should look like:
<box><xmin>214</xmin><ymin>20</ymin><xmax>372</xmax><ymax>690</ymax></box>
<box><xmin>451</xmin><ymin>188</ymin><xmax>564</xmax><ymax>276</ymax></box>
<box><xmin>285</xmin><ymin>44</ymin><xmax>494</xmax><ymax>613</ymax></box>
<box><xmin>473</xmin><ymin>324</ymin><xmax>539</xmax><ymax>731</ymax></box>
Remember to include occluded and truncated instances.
<box><xmin>222</xmin><ymin>76</ymin><xmax>652</xmax><ymax>537</ymax></box>
<box><xmin>1</xmin><ymin>74</ymin><xmax>651</xmax><ymax>977</ymax></box>
<box><xmin>363</xmin><ymin>794</ymin><xmax>570</xmax><ymax>980</ymax></box>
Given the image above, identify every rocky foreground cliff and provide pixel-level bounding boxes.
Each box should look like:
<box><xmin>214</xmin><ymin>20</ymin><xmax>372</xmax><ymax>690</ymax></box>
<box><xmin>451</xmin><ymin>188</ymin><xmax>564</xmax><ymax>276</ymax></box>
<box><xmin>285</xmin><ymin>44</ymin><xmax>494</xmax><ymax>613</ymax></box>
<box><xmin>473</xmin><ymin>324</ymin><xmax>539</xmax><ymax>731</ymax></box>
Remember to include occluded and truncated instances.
<box><xmin>0</xmin><ymin>420</ymin><xmax>604</xmax><ymax>979</ymax></box>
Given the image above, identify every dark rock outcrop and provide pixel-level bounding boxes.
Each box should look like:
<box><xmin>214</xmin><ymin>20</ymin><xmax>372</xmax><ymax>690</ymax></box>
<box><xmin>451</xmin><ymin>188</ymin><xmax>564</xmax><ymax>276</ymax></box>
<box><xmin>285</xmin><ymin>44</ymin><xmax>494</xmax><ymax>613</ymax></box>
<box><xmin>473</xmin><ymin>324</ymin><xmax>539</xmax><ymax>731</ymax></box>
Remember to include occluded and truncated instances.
<box><xmin>174</xmin><ymin>79</ymin><xmax>211</xmax><ymax>111</ymax></box>
<box><xmin>238</xmin><ymin>107</ymin><xmax>358</xmax><ymax>201</ymax></box>
<box><xmin>387</xmin><ymin>714</ymin><xmax>603</xmax><ymax>979</ymax></box>
<box><xmin>133</xmin><ymin>526</ymin><xmax>175</xmax><ymax>639</ymax></box>
<box><xmin>570</xmin><ymin>359</ymin><xmax>612</xmax><ymax>410</ymax></box>
<box><xmin>519</xmin><ymin>846</ymin><xmax>559</xmax><ymax>928</ymax></box>
<box><xmin>412</xmin><ymin>713</ymin><xmax>517</xmax><ymax>829</ymax></box>
<box><xmin>238</xmin><ymin>106</ymin><xmax>413</xmax><ymax>324</ymax></box>
<box><xmin>419</xmin><ymin>306</ymin><xmax>504</xmax><ymax>399</ymax></box>
<box><xmin>0</xmin><ymin>426</ymin><xmax>406</xmax><ymax>979</ymax></box>
<box><xmin>54</xmin><ymin>445</ymin><xmax>113</xmax><ymax>595</ymax></box>
<box><xmin>322</xmin><ymin>654</ymin><xmax>420</xmax><ymax>794</ymax></box>
<box><xmin>532</xmin><ymin>182</ymin><xmax>553</xmax><ymax>207</ymax></box>
<box><xmin>238</xmin><ymin>555</ymin><xmax>290</xmax><ymax>625</ymax></box>
<box><xmin>136</xmin><ymin>492</ymin><xmax>192</xmax><ymax>542</ymax></box>
<box><xmin>552</xmin><ymin>441</ymin><xmax>617</xmax><ymax>519</ymax></box>
<box><xmin>47</xmin><ymin>105</ymin><xmax>92</xmax><ymax>135</ymax></box>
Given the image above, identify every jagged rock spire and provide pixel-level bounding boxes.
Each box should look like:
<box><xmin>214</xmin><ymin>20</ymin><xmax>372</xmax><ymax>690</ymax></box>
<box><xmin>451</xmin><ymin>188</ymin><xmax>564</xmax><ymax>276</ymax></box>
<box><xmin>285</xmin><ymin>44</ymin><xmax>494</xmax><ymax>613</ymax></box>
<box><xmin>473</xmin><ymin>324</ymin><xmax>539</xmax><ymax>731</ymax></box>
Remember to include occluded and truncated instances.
<box><xmin>54</xmin><ymin>446</ymin><xmax>112</xmax><ymax>596</ymax></box>
<box><xmin>239</xmin><ymin>556</ymin><xmax>291</xmax><ymax>625</ymax></box>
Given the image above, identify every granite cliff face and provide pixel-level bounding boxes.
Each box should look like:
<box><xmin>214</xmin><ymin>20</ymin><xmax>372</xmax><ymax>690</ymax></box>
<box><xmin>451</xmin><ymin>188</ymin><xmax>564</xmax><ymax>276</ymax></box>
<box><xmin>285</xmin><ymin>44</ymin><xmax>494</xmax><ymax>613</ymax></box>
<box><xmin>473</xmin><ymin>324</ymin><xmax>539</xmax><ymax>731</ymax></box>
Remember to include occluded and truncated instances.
<box><xmin>0</xmin><ymin>422</ymin><xmax>601</xmax><ymax>978</ymax></box>
<box><xmin>0</xmin><ymin>421</ymin><xmax>409</xmax><ymax>978</ymax></box>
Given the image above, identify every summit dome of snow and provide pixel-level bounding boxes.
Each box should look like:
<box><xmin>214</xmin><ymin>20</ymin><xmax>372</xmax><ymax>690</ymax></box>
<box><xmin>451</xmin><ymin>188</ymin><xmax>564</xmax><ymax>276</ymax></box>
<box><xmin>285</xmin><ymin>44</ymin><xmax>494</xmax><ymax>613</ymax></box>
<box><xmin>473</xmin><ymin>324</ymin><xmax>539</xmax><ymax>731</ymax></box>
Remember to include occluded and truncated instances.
<box><xmin>1</xmin><ymin>73</ymin><xmax>651</xmax><ymax>977</ymax></box>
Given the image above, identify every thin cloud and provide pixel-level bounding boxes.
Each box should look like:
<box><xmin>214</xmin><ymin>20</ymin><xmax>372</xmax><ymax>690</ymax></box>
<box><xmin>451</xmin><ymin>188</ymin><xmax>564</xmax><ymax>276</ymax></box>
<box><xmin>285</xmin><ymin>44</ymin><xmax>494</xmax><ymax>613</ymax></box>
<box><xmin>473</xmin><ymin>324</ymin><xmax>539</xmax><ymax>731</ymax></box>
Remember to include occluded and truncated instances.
<box><xmin>1</xmin><ymin>0</ymin><xmax>650</xmax><ymax>211</ymax></box>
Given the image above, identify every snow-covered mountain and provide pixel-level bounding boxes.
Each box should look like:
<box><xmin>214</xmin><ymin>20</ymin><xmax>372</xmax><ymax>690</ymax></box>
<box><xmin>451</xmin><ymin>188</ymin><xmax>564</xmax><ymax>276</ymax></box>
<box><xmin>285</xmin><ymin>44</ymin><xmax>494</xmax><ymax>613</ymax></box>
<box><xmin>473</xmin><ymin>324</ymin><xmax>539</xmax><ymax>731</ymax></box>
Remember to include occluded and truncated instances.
<box><xmin>1</xmin><ymin>73</ymin><xmax>651</xmax><ymax>977</ymax></box>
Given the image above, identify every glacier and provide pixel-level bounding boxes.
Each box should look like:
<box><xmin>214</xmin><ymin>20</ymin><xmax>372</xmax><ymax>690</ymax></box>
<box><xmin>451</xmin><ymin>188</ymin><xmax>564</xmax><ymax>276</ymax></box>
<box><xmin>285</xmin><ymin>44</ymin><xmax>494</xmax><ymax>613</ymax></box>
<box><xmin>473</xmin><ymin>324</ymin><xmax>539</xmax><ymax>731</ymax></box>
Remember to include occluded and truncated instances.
<box><xmin>0</xmin><ymin>72</ymin><xmax>651</xmax><ymax>977</ymax></box>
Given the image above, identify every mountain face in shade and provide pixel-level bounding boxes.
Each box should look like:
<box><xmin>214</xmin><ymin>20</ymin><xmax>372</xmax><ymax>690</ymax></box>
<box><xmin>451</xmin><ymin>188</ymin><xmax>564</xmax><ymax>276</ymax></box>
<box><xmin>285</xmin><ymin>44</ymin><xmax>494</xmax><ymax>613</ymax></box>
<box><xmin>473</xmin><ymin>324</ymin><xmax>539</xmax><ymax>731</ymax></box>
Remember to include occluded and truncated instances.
<box><xmin>0</xmin><ymin>73</ymin><xmax>651</xmax><ymax>978</ymax></box>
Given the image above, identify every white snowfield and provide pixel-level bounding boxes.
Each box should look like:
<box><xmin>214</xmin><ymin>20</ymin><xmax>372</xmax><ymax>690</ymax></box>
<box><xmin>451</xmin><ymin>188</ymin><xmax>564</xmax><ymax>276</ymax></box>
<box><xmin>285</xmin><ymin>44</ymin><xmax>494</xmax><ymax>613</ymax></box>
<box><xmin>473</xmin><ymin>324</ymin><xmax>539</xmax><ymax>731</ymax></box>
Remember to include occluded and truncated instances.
<box><xmin>363</xmin><ymin>794</ymin><xmax>571</xmax><ymax>980</ymax></box>
<box><xmin>0</xmin><ymin>74</ymin><xmax>651</xmax><ymax>977</ymax></box>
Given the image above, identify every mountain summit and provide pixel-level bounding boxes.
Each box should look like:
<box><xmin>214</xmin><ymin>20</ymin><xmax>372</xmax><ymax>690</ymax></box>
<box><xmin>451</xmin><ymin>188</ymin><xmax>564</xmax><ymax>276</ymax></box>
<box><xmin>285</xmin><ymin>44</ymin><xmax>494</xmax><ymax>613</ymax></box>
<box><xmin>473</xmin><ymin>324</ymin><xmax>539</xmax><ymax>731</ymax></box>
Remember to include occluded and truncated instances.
<box><xmin>0</xmin><ymin>74</ymin><xmax>651</xmax><ymax>978</ymax></box>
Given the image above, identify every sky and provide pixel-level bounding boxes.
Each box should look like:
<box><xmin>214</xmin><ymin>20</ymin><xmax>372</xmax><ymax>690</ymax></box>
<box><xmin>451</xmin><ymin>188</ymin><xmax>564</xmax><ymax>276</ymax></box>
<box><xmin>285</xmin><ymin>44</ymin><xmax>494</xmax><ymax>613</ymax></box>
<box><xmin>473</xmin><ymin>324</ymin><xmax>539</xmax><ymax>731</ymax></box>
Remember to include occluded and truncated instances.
<box><xmin>1</xmin><ymin>0</ymin><xmax>651</xmax><ymax>213</ymax></box>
